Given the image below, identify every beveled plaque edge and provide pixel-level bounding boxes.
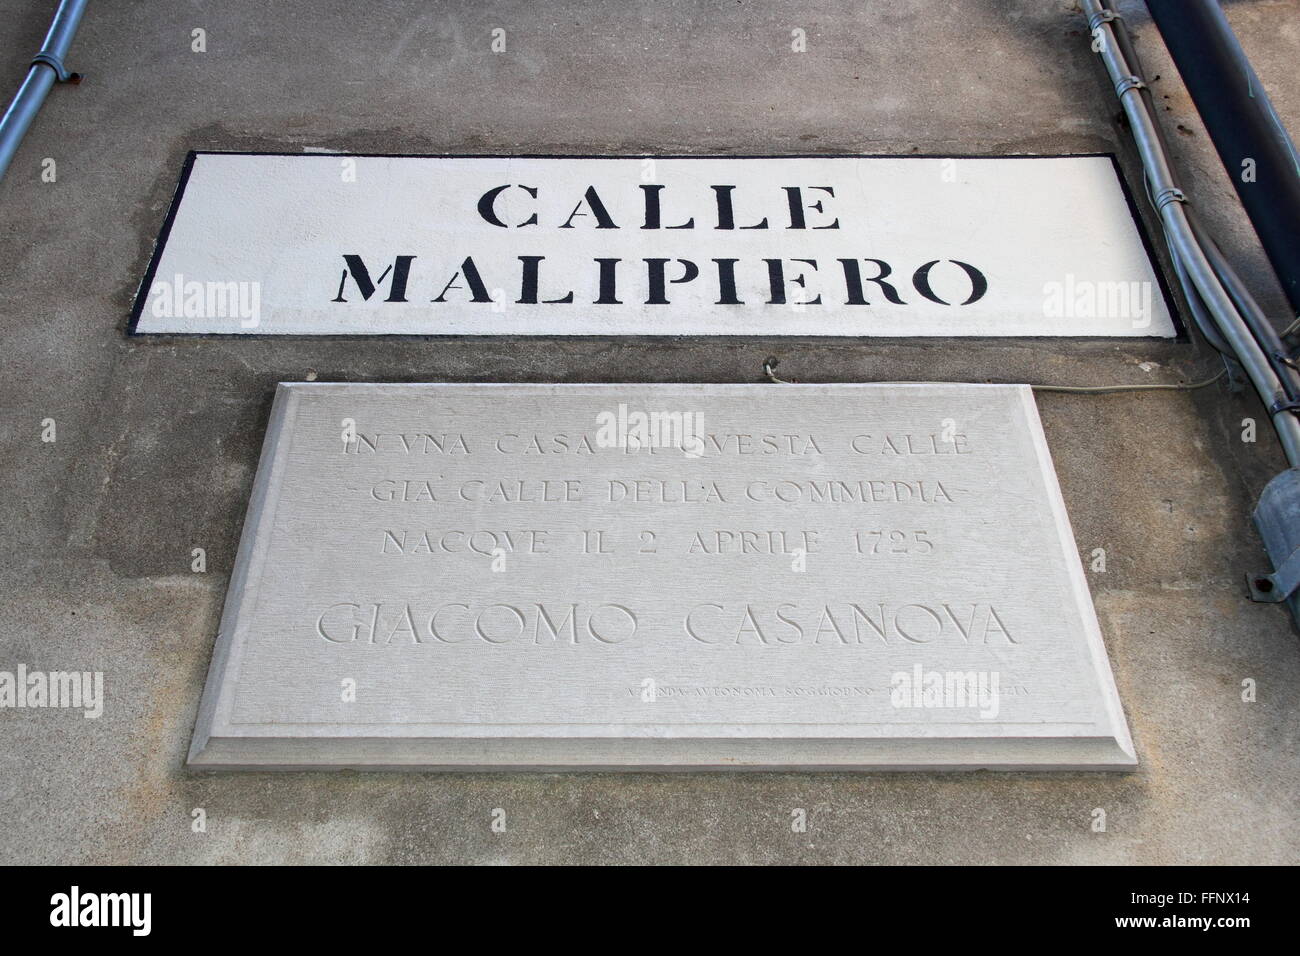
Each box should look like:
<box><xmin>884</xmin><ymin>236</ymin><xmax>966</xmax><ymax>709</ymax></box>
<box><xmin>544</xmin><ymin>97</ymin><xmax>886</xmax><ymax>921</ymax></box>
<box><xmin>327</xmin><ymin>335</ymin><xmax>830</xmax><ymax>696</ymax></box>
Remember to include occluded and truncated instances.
<box><xmin>187</xmin><ymin>383</ymin><xmax>302</xmax><ymax>768</ymax></box>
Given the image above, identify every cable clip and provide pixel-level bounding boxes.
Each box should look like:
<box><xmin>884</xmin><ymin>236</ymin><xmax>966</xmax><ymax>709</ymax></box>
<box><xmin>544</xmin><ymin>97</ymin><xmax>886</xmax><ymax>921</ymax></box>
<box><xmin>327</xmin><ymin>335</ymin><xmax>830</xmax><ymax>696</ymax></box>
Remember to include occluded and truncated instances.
<box><xmin>1114</xmin><ymin>75</ymin><xmax>1146</xmax><ymax>97</ymax></box>
<box><xmin>763</xmin><ymin>357</ymin><xmax>794</xmax><ymax>384</ymax></box>
<box><xmin>31</xmin><ymin>51</ymin><xmax>81</xmax><ymax>84</ymax></box>
<box><xmin>1088</xmin><ymin>9</ymin><xmax>1122</xmax><ymax>31</ymax></box>
<box><xmin>1154</xmin><ymin>187</ymin><xmax>1186</xmax><ymax>211</ymax></box>
<box><xmin>1268</xmin><ymin>395</ymin><xmax>1300</xmax><ymax>416</ymax></box>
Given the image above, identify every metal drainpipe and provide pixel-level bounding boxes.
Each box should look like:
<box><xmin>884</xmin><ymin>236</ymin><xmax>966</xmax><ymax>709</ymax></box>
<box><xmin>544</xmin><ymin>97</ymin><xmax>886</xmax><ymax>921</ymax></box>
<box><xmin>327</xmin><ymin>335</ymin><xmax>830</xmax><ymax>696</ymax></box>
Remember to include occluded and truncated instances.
<box><xmin>0</xmin><ymin>0</ymin><xmax>90</xmax><ymax>185</ymax></box>
<box><xmin>1083</xmin><ymin>0</ymin><xmax>1300</xmax><ymax>467</ymax></box>
<box><xmin>1145</xmin><ymin>0</ymin><xmax>1300</xmax><ymax>322</ymax></box>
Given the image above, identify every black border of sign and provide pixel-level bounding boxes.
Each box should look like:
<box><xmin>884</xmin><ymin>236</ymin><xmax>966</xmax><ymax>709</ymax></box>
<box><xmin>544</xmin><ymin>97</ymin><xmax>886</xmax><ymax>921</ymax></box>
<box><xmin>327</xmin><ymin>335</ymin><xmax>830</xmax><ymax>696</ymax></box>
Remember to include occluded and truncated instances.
<box><xmin>126</xmin><ymin>151</ymin><xmax>1187</xmax><ymax>341</ymax></box>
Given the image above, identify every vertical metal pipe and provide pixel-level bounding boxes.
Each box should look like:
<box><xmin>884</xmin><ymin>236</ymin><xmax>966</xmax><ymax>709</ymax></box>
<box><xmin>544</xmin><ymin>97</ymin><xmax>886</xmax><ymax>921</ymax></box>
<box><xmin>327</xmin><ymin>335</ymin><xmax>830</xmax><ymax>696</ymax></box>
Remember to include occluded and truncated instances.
<box><xmin>0</xmin><ymin>0</ymin><xmax>90</xmax><ymax>184</ymax></box>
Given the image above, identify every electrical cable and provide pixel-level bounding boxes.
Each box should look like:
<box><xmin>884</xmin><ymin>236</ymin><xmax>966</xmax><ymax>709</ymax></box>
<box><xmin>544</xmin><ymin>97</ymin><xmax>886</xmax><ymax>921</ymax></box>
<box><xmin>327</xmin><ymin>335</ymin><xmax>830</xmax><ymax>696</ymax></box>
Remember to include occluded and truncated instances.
<box><xmin>1085</xmin><ymin>0</ymin><xmax>1300</xmax><ymax>464</ymax></box>
<box><xmin>1103</xmin><ymin>0</ymin><xmax>1299</xmax><ymax>402</ymax></box>
<box><xmin>761</xmin><ymin>356</ymin><xmax>1225</xmax><ymax>393</ymax></box>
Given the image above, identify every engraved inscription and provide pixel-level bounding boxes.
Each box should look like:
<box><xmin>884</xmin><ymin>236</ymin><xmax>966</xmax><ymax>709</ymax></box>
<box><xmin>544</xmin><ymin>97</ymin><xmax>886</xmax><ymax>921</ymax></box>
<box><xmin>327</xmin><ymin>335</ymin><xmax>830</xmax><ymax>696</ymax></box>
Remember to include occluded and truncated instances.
<box><xmin>187</xmin><ymin>383</ymin><xmax>1136</xmax><ymax>770</ymax></box>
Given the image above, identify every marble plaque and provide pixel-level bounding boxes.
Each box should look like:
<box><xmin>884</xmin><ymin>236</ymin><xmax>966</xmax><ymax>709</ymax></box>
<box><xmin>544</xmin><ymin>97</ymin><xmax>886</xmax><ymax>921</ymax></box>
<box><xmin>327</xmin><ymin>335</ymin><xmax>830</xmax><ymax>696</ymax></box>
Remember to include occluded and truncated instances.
<box><xmin>187</xmin><ymin>383</ymin><xmax>1136</xmax><ymax>770</ymax></box>
<box><xmin>133</xmin><ymin>153</ymin><xmax>1177</xmax><ymax>338</ymax></box>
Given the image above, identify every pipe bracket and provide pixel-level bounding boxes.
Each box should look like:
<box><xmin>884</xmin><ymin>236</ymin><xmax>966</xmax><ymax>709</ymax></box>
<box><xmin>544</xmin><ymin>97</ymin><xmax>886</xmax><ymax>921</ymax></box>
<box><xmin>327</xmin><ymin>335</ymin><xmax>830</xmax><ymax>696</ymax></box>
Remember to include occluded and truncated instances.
<box><xmin>31</xmin><ymin>52</ymin><xmax>81</xmax><ymax>84</ymax></box>
<box><xmin>1088</xmin><ymin>10</ymin><xmax>1122</xmax><ymax>31</ymax></box>
<box><xmin>1269</xmin><ymin>395</ymin><xmax>1300</xmax><ymax>415</ymax></box>
<box><xmin>1154</xmin><ymin>187</ymin><xmax>1187</xmax><ymax>210</ymax></box>
<box><xmin>1248</xmin><ymin>546</ymin><xmax>1300</xmax><ymax>602</ymax></box>
<box><xmin>1114</xmin><ymin>75</ymin><xmax>1146</xmax><ymax>97</ymax></box>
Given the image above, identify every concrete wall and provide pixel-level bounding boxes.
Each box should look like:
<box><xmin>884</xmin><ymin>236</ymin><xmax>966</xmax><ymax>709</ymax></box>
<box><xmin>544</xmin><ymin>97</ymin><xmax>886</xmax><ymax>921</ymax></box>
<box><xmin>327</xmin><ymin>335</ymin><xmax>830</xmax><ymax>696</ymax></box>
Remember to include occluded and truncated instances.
<box><xmin>1</xmin><ymin>0</ymin><xmax>1297</xmax><ymax>864</ymax></box>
